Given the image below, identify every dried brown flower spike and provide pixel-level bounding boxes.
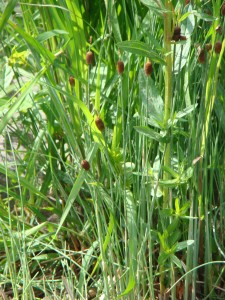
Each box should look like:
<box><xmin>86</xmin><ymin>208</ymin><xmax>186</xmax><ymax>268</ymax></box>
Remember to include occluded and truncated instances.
<box><xmin>205</xmin><ymin>43</ymin><xmax>212</xmax><ymax>51</ymax></box>
<box><xmin>172</xmin><ymin>26</ymin><xmax>181</xmax><ymax>41</ymax></box>
<box><xmin>95</xmin><ymin>116</ymin><xmax>105</xmax><ymax>131</ymax></box>
<box><xmin>174</xmin><ymin>26</ymin><xmax>181</xmax><ymax>36</ymax></box>
<box><xmin>144</xmin><ymin>61</ymin><xmax>153</xmax><ymax>76</ymax></box>
<box><xmin>117</xmin><ymin>60</ymin><xmax>124</xmax><ymax>74</ymax></box>
<box><xmin>81</xmin><ymin>160</ymin><xmax>90</xmax><ymax>171</ymax></box>
<box><xmin>69</xmin><ymin>76</ymin><xmax>75</xmax><ymax>87</ymax></box>
<box><xmin>214</xmin><ymin>41</ymin><xmax>222</xmax><ymax>54</ymax></box>
<box><xmin>216</xmin><ymin>25</ymin><xmax>223</xmax><ymax>35</ymax></box>
<box><xmin>86</xmin><ymin>51</ymin><xmax>94</xmax><ymax>65</ymax></box>
<box><xmin>198</xmin><ymin>49</ymin><xmax>205</xmax><ymax>64</ymax></box>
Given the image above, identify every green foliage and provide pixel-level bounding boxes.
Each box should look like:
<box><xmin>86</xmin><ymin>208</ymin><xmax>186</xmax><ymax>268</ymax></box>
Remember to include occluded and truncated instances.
<box><xmin>0</xmin><ymin>0</ymin><xmax>224</xmax><ymax>299</ymax></box>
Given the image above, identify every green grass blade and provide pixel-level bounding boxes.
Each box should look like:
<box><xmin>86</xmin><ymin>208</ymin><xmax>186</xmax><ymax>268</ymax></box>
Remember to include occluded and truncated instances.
<box><xmin>55</xmin><ymin>143</ymin><xmax>99</xmax><ymax>236</ymax></box>
<box><xmin>0</xmin><ymin>0</ymin><xmax>18</xmax><ymax>34</ymax></box>
<box><xmin>0</xmin><ymin>67</ymin><xmax>47</xmax><ymax>135</ymax></box>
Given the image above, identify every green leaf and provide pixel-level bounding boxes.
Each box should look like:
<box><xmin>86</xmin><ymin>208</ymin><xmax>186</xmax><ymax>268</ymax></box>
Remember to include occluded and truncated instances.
<box><xmin>181</xmin><ymin>167</ymin><xmax>193</xmax><ymax>182</ymax></box>
<box><xmin>117</xmin><ymin>274</ymin><xmax>136</xmax><ymax>298</ymax></box>
<box><xmin>179</xmin><ymin>12</ymin><xmax>192</xmax><ymax>23</ymax></box>
<box><xmin>78</xmin><ymin>241</ymin><xmax>99</xmax><ymax>293</ymax></box>
<box><xmin>158</xmin><ymin>178</ymin><xmax>180</xmax><ymax>188</ymax></box>
<box><xmin>8</xmin><ymin>19</ymin><xmax>55</xmax><ymax>63</ymax></box>
<box><xmin>140</xmin><ymin>0</ymin><xmax>168</xmax><ymax>16</ymax></box>
<box><xmin>117</xmin><ymin>41</ymin><xmax>165</xmax><ymax>64</ymax></box>
<box><xmin>171</xmin><ymin>254</ymin><xmax>182</xmax><ymax>268</ymax></box>
<box><xmin>117</xmin><ymin>190</ymin><xmax>137</xmax><ymax>297</ymax></box>
<box><xmin>0</xmin><ymin>165</ymin><xmax>49</xmax><ymax>202</ymax></box>
<box><xmin>0</xmin><ymin>58</ymin><xmax>14</xmax><ymax>89</ymax></box>
<box><xmin>56</xmin><ymin>143</ymin><xmax>99</xmax><ymax>236</ymax></box>
<box><xmin>0</xmin><ymin>0</ymin><xmax>18</xmax><ymax>34</ymax></box>
<box><xmin>134</xmin><ymin>126</ymin><xmax>164</xmax><ymax>142</ymax></box>
<box><xmin>158</xmin><ymin>232</ymin><xmax>167</xmax><ymax>249</ymax></box>
<box><xmin>175</xmin><ymin>198</ymin><xmax>180</xmax><ymax>214</ymax></box>
<box><xmin>173</xmin><ymin>38</ymin><xmax>191</xmax><ymax>74</ymax></box>
<box><xmin>36</xmin><ymin>30</ymin><xmax>69</xmax><ymax>43</ymax></box>
<box><xmin>193</xmin><ymin>11</ymin><xmax>215</xmax><ymax>22</ymax></box>
<box><xmin>91</xmin><ymin>213</ymin><xmax>115</xmax><ymax>276</ymax></box>
<box><xmin>162</xmin><ymin>165</ymin><xmax>179</xmax><ymax>179</ymax></box>
<box><xmin>179</xmin><ymin>201</ymin><xmax>191</xmax><ymax>215</ymax></box>
<box><xmin>165</xmin><ymin>218</ymin><xmax>180</xmax><ymax>236</ymax></box>
<box><xmin>169</xmin><ymin>231</ymin><xmax>181</xmax><ymax>248</ymax></box>
<box><xmin>175</xmin><ymin>104</ymin><xmax>197</xmax><ymax>120</ymax></box>
<box><xmin>138</xmin><ymin>70</ymin><xmax>164</xmax><ymax>124</ymax></box>
<box><xmin>23</xmin><ymin>222</ymin><xmax>47</xmax><ymax>238</ymax></box>
<box><xmin>160</xmin><ymin>208</ymin><xmax>174</xmax><ymax>217</ymax></box>
<box><xmin>158</xmin><ymin>251</ymin><xmax>170</xmax><ymax>265</ymax></box>
<box><xmin>32</xmin><ymin>253</ymin><xmax>59</xmax><ymax>261</ymax></box>
<box><xmin>0</xmin><ymin>67</ymin><xmax>47</xmax><ymax>135</ymax></box>
<box><xmin>175</xmin><ymin>240</ymin><xmax>194</xmax><ymax>252</ymax></box>
<box><xmin>105</xmin><ymin>0</ymin><xmax>122</xmax><ymax>43</ymax></box>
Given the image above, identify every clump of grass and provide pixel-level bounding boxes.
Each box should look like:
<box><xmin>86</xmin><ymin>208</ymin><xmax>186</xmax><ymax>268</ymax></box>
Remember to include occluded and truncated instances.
<box><xmin>0</xmin><ymin>1</ymin><xmax>224</xmax><ymax>299</ymax></box>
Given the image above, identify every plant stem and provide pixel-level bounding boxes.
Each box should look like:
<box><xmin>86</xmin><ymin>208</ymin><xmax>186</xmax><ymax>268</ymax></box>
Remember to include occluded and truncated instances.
<box><xmin>163</xmin><ymin>1</ymin><xmax>173</xmax><ymax>209</ymax></box>
<box><xmin>160</xmin><ymin>1</ymin><xmax>173</xmax><ymax>296</ymax></box>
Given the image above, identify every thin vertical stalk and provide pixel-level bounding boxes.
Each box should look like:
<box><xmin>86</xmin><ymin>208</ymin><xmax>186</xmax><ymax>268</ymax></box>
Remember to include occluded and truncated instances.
<box><xmin>160</xmin><ymin>1</ymin><xmax>173</xmax><ymax>297</ymax></box>
<box><xmin>163</xmin><ymin>1</ymin><xmax>173</xmax><ymax>209</ymax></box>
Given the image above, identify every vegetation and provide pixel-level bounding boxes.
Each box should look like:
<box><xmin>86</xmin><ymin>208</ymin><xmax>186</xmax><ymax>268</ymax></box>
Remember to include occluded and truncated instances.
<box><xmin>0</xmin><ymin>0</ymin><xmax>224</xmax><ymax>299</ymax></box>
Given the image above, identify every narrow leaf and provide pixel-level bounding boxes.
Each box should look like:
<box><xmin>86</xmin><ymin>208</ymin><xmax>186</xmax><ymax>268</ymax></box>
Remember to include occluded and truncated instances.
<box><xmin>134</xmin><ymin>126</ymin><xmax>163</xmax><ymax>142</ymax></box>
<box><xmin>56</xmin><ymin>143</ymin><xmax>99</xmax><ymax>236</ymax></box>
<box><xmin>0</xmin><ymin>0</ymin><xmax>18</xmax><ymax>34</ymax></box>
<box><xmin>175</xmin><ymin>240</ymin><xmax>194</xmax><ymax>252</ymax></box>
<box><xmin>171</xmin><ymin>254</ymin><xmax>182</xmax><ymax>268</ymax></box>
<box><xmin>117</xmin><ymin>41</ymin><xmax>165</xmax><ymax>64</ymax></box>
<box><xmin>0</xmin><ymin>67</ymin><xmax>47</xmax><ymax>135</ymax></box>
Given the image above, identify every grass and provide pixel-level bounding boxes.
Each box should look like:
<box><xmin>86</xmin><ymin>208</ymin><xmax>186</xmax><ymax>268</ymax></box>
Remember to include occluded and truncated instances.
<box><xmin>0</xmin><ymin>0</ymin><xmax>225</xmax><ymax>299</ymax></box>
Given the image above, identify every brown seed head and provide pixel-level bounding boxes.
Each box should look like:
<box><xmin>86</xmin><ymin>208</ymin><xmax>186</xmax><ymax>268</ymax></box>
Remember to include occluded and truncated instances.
<box><xmin>144</xmin><ymin>61</ymin><xmax>153</xmax><ymax>76</ymax></box>
<box><xmin>174</xmin><ymin>26</ymin><xmax>181</xmax><ymax>36</ymax></box>
<box><xmin>86</xmin><ymin>51</ymin><xmax>94</xmax><ymax>65</ymax></box>
<box><xmin>221</xmin><ymin>3</ymin><xmax>225</xmax><ymax>16</ymax></box>
<box><xmin>69</xmin><ymin>76</ymin><xmax>75</xmax><ymax>87</ymax></box>
<box><xmin>95</xmin><ymin>116</ymin><xmax>105</xmax><ymax>131</ymax></box>
<box><xmin>172</xmin><ymin>34</ymin><xmax>180</xmax><ymax>41</ymax></box>
<box><xmin>81</xmin><ymin>160</ymin><xmax>90</xmax><ymax>171</ymax></box>
<box><xmin>214</xmin><ymin>41</ymin><xmax>222</xmax><ymax>54</ymax></box>
<box><xmin>88</xmin><ymin>287</ymin><xmax>97</xmax><ymax>299</ymax></box>
<box><xmin>205</xmin><ymin>43</ymin><xmax>212</xmax><ymax>51</ymax></box>
<box><xmin>185</xmin><ymin>0</ymin><xmax>190</xmax><ymax>5</ymax></box>
<box><xmin>179</xmin><ymin>35</ymin><xmax>187</xmax><ymax>41</ymax></box>
<box><xmin>216</xmin><ymin>25</ymin><xmax>223</xmax><ymax>35</ymax></box>
<box><xmin>198</xmin><ymin>49</ymin><xmax>205</xmax><ymax>64</ymax></box>
<box><xmin>117</xmin><ymin>60</ymin><xmax>124</xmax><ymax>74</ymax></box>
<box><xmin>172</xmin><ymin>26</ymin><xmax>182</xmax><ymax>41</ymax></box>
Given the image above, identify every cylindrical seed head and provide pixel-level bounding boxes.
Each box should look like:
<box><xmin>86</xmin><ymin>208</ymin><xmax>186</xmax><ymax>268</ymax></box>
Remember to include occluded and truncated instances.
<box><xmin>144</xmin><ymin>61</ymin><xmax>153</xmax><ymax>76</ymax></box>
<box><xmin>198</xmin><ymin>49</ymin><xmax>205</xmax><ymax>64</ymax></box>
<box><xmin>214</xmin><ymin>41</ymin><xmax>222</xmax><ymax>54</ymax></box>
<box><xmin>117</xmin><ymin>60</ymin><xmax>124</xmax><ymax>74</ymax></box>
<box><xmin>88</xmin><ymin>288</ymin><xmax>97</xmax><ymax>299</ymax></box>
<box><xmin>174</xmin><ymin>26</ymin><xmax>181</xmax><ymax>36</ymax></box>
<box><xmin>216</xmin><ymin>25</ymin><xmax>223</xmax><ymax>35</ymax></box>
<box><xmin>205</xmin><ymin>43</ymin><xmax>212</xmax><ymax>51</ymax></box>
<box><xmin>86</xmin><ymin>51</ymin><xmax>94</xmax><ymax>65</ymax></box>
<box><xmin>179</xmin><ymin>35</ymin><xmax>187</xmax><ymax>41</ymax></box>
<box><xmin>81</xmin><ymin>160</ymin><xmax>90</xmax><ymax>171</ymax></box>
<box><xmin>95</xmin><ymin>117</ymin><xmax>105</xmax><ymax>131</ymax></box>
<box><xmin>69</xmin><ymin>76</ymin><xmax>75</xmax><ymax>87</ymax></box>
